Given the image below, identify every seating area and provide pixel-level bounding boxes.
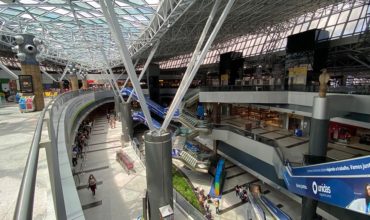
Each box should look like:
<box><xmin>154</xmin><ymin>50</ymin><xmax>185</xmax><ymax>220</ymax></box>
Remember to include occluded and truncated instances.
<box><xmin>116</xmin><ymin>150</ymin><xmax>134</xmax><ymax>174</ymax></box>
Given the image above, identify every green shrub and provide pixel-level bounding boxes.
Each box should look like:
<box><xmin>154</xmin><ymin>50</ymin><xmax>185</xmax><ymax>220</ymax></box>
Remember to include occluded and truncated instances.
<box><xmin>172</xmin><ymin>167</ymin><xmax>202</xmax><ymax>211</ymax></box>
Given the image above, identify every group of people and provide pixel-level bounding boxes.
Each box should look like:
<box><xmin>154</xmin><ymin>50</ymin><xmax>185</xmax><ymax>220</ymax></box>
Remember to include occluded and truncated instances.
<box><xmin>194</xmin><ymin>187</ymin><xmax>220</xmax><ymax>219</ymax></box>
<box><xmin>72</xmin><ymin>120</ymin><xmax>92</xmax><ymax>167</ymax></box>
<box><xmin>71</xmin><ymin>119</ymin><xmax>98</xmax><ymax>197</ymax></box>
<box><xmin>106</xmin><ymin>111</ymin><xmax>117</xmax><ymax>129</ymax></box>
<box><xmin>235</xmin><ymin>185</ymin><xmax>249</xmax><ymax>203</ymax></box>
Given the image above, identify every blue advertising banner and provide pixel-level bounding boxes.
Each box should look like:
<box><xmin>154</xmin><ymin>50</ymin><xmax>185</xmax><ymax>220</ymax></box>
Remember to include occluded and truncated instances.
<box><xmin>284</xmin><ymin>156</ymin><xmax>370</xmax><ymax>215</ymax></box>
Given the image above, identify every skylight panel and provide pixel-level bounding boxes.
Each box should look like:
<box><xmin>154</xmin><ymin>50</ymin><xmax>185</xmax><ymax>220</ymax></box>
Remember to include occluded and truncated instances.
<box><xmin>123</xmin><ymin>15</ymin><xmax>135</xmax><ymax>21</ymax></box>
<box><xmin>2</xmin><ymin>9</ymin><xmax>21</xmax><ymax>16</ymax></box>
<box><xmin>78</xmin><ymin>11</ymin><xmax>93</xmax><ymax>18</ymax></box>
<box><xmin>129</xmin><ymin>0</ymin><xmax>144</xmax><ymax>5</ymax></box>
<box><xmin>87</xmin><ymin>1</ymin><xmax>101</xmax><ymax>9</ymax></box>
<box><xmin>145</xmin><ymin>0</ymin><xmax>160</xmax><ymax>5</ymax></box>
<box><xmin>125</xmin><ymin>8</ymin><xmax>140</xmax><ymax>15</ymax></box>
<box><xmin>40</xmin><ymin>7</ymin><xmax>55</xmax><ymax>11</ymax></box>
<box><xmin>134</xmin><ymin>15</ymin><xmax>148</xmax><ymax>21</ymax></box>
<box><xmin>21</xmin><ymin>14</ymin><xmax>33</xmax><ymax>19</ymax></box>
<box><xmin>44</xmin><ymin>12</ymin><xmax>60</xmax><ymax>19</ymax></box>
<box><xmin>116</xmin><ymin>1</ymin><xmax>129</xmax><ymax>7</ymax></box>
<box><xmin>74</xmin><ymin>2</ymin><xmax>93</xmax><ymax>9</ymax></box>
<box><xmin>55</xmin><ymin>8</ymin><xmax>69</xmax><ymax>15</ymax></box>
<box><xmin>19</xmin><ymin>0</ymin><xmax>38</xmax><ymax>4</ymax></box>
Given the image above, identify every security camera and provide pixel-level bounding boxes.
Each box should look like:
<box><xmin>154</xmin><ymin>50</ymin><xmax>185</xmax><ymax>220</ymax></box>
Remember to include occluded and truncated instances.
<box><xmin>35</xmin><ymin>54</ymin><xmax>44</xmax><ymax>62</ymax></box>
<box><xmin>14</xmin><ymin>35</ymin><xmax>24</xmax><ymax>45</ymax></box>
<box><xmin>33</xmin><ymin>37</ymin><xmax>42</xmax><ymax>46</ymax></box>
<box><xmin>16</xmin><ymin>53</ymin><xmax>26</xmax><ymax>61</ymax></box>
<box><xmin>24</xmin><ymin>44</ymin><xmax>37</xmax><ymax>54</ymax></box>
<box><xmin>11</xmin><ymin>45</ymin><xmax>19</xmax><ymax>53</ymax></box>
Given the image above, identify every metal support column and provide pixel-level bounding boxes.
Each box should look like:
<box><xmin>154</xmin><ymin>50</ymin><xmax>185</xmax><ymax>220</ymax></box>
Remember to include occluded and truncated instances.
<box><xmin>58</xmin><ymin>61</ymin><xmax>71</xmax><ymax>82</ymax></box>
<box><xmin>115</xmin><ymin>59</ymin><xmax>139</xmax><ymax>81</ymax></box>
<box><xmin>127</xmin><ymin>41</ymin><xmax>160</xmax><ymax>102</ymax></box>
<box><xmin>161</xmin><ymin>0</ymin><xmax>233</xmax><ymax>131</ymax></box>
<box><xmin>120</xmin><ymin>102</ymin><xmax>133</xmax><ymax>143</ymax></box>
<box><xmin>101</xmin><ymin>0</ymin><xmax>154</xmax><ymax>131</ymax></box>
<box><xmin>0</xmin><ymin>62</ymin><xmax>19</xmax><ymax>79</ymax></box>
<box><xmin>144</xmin><ymin>131</ymin><xmax>173</xmax><ymax>219</ymax></box>
<box><xmin>40</xmin><ymin>68</ymin><xmax>57</xmax><ymax>82</ymax></box>
<box><xmin>101</xmin><ymin>48</ymin><xmax>125</xmax><ymax>103</ymax></box>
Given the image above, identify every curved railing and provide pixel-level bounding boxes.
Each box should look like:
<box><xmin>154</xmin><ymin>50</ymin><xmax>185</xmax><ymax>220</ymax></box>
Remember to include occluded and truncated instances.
<box><xmin>13</xmin><ymin>99</ymin><xmax>60</xmax><ymax>220</ymax></box>
<box><xmin>14</xmin><ymin>88</ymin><xmax>112</xmax><ymax>220</ymax></box>
<box><xmin>200</xmin><ymin>85</ymin><xmax>370</xmax><ymax>95</ymax></box>
<box><xmin>211</xmin><ymin>124</ymin><xmax>287</xmax><ymax>178</ymax></box>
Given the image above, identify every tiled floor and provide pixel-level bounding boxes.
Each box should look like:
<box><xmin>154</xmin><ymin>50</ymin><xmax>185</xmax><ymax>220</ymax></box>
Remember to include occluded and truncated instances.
<box><xmin>74</xmin><ymin>115</ymin><xmax>187</xmax><ymax>220</ymax></box>
<box><xmin>173</xmin><ymin>157</ymin><xmax>302</xmax><ymax>220</ymax></box>
<box><xmin>0</xmin><ymin>100</ymin><xmax>55</xmax><ymax>220</ymax></box>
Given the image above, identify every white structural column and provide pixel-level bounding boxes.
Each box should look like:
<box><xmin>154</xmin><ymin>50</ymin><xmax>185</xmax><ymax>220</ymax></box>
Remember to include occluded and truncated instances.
<box><xmin>0</xmin><ymin>62</ymin><xmax>19</xmax><ymax>79</ymax></box>
<box><xmin>127</xmin><ymin>41</ymin><xmax>160</xmax><ymax>102</ymax></box>
<box><xmin>40</xmin><ymin>68</ymin><xmax>58</xmax><ymax>82</ymax></box>
<box><xmin>115</xmin><ymin>59</ymin><xmax>139</xmax><ymax>81</ymax></box>
<box><xmin>175</xmin><ymin>0</ymin><xmax>221</xmax><ymax>94</ymax></box>
<box><xmin>101</xmin><ymin>48</ymin><xmax>125</xmax><ymax>103</ymax></box>
<box><xmin>102</xmin><ymin>70</ymin><xmax>119</xmax><ymax>97</ymax></box>
<box><xmin>161</xmin><ymin>0</ymin><xmax>234</xmax><ymax>131</ymax></box>
<box><xmin>100</xmin><ymin>0</ymin><xmax>155</xmax><ymax>131</ymax></box>
<box><xmin>58</xmin><ymin>61</ymin><xmax>71</xmax><ymax>81</ymax></box>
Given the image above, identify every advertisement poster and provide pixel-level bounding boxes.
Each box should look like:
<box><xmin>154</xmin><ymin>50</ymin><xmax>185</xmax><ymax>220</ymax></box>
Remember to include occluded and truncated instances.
<box><xmin>283</xmin><ymin>156</ymin><xmax>370</xmax><ymax>215</ymax></box>
<box><xmin>19</xmin><ymin>75</ymin><xmax>34</xmax><ymax>93</ymax></box>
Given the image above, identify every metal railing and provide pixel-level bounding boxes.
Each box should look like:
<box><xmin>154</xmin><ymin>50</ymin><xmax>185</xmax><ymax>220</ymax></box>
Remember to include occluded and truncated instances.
<box><xmin>173</xmin><ymin>190</ymin><xmax>206</xmax><ymax>220</ymax></box>
<box><xmin>13</xmin><ymin>100</ymin><xmax>55</xmax><ymax>220</ymax></box>
<box><xmin>14</xmin><ymin>88</ymin><xmax>110</xmax><ymax>220</ymax></box>
<box><xmin>211</xmin><ymin>124</ymin><xmax>286</xmax><ymax>178</ymax></box>
<box><xmin>200</xmin><ymin>84</ymin><xmax>370</xmax><ymax>95</ymax></box>
<box><xmin>129</xmin><ymin>142</ymin><xmax>206</xmax><ymax>219</ymax></box>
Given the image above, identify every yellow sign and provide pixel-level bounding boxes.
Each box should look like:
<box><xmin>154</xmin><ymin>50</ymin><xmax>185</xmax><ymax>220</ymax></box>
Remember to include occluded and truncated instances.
<box><xmin>288</xmin><ymin>66</ymin><xmax>308</xmax><ymax>77</ymax></box>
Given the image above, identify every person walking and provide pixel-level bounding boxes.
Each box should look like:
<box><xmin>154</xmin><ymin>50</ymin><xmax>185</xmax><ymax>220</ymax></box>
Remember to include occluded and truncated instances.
<box><xmin>88</xmin><ymin>174</ymin><xmax>97</xmax><ymax>196</ymax></box>
<box><xmin>72</xmin><ymin>147</ymin><xmax>78</xmax><ymax>167</ymax></box>
<box><xmin>235</xmin><ymin>185</ymin><xmax>240</xmax><ymax>197</ymax></box>
<box><xmin>214</xmin><ymin>199</ymin><xmax>220</xmax><ymax>215</ymax></box>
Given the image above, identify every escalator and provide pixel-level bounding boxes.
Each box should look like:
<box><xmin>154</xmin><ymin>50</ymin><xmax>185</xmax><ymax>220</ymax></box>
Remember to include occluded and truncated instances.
<box><xmin>132</xmin><ymin>111</ymin><xmax>161</xmax><ymax>129</ymax></box>
<box><xmin>211</xmin><ymin>126</ymin><xmax>370</xmax><ymax>219</ymax></box>
<box><xmin>122</xmin><ymin>88</ymin><xmax>180</xmax><ymax>119</ymax></box>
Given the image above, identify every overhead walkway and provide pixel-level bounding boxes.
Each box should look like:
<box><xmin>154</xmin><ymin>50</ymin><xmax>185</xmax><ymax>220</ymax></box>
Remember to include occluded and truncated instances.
<box><xmin>201</xmin><ymin>123</ymin><xmax>370</xmax><ymax>219</ymax></box>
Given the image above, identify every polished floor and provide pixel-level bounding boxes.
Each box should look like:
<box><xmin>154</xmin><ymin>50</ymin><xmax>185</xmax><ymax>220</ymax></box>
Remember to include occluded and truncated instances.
<box><xmin>0</xmin><ymin>100</ymin><xmax>55</xmax><ymax>220</ymax></box>
<box><xmin>73</xmin><ymin>115</ymin><xmax>187</xmax><ymax>220</ymax></box>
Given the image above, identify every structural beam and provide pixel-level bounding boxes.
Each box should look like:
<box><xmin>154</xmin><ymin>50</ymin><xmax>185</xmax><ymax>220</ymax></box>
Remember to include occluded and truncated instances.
<box><xmin>100</xmin><ymin>0</ymin><xmax>155</xmax><ymax>131</ymax></box>
<box><xmin>40</xmin><ymin>68</ymin><xmax>58</xmax><ymax>82</ymax></box>
<box><xmin>115</xmin><ymin>59</ymin><xmax>139</xmax><ymax>81</ymax></box>
<box><xmin>128</xmin><ymin>41</ymin><xmax>160</xmax><ymax>102</ymax></box>
<box><xmin>58</xmin><ymin>61</ymin><xmax>71</xmax><ymax>82</ymax></box>
<box><xmin>0</xmin><ymin>62</ymin><xmax>19</xmax><ymax>79</ymax></box>
<box><xmin>174</xmin><ymin>0</ymin><xmax>221</xmax><ymax>99</ymax></box>
<box><xmin>161</xmin><ymin>0</ymin><xmax>234</xmax><ymax>131</ymax></box>
<box><xmin>101</xmin><ymin>48</ymin><xmax>125</xmax><ymax>103</ymax></box>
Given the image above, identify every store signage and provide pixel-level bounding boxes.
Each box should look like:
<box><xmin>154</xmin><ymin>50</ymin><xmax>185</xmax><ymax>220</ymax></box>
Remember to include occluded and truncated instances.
<box><xmin>19</xmin><ymin>75</ymin><xmax>34</xmax><ymax>93</ymax></box>
<box><xmin>283</xmin><ymin>156</ymin><xmax>370</xmax><ymax>215</ymax></box>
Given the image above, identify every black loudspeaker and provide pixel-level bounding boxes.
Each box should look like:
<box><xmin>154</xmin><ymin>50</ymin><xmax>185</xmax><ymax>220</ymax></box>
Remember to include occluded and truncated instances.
<box><xmin>286</xmin><ymin>29</ymin><xmax>329</xmax><ymax>53</ymax></box>
<box><xmin>219</xmin><ymin>52</ymin><xmax>244</xmax><ymax>85</ymax></box>
<box><xmin>148</xmin><ymin>76</ymin><xmax>160</xmax><ymax>103</ymax></box>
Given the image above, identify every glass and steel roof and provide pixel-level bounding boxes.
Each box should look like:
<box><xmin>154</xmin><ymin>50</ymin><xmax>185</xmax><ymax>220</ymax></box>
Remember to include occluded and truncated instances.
<box><xmin>0</xmin><ymin>0</ymin><xmax>161</xmax><ymax>69</ymax></box>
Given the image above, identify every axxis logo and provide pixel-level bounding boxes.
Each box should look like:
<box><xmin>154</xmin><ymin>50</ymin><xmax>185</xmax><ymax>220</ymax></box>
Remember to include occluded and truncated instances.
<box><xmin>312</xmin><ymin>181</ymin><xmax>331</xmax><ymax>195</ymax></box>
